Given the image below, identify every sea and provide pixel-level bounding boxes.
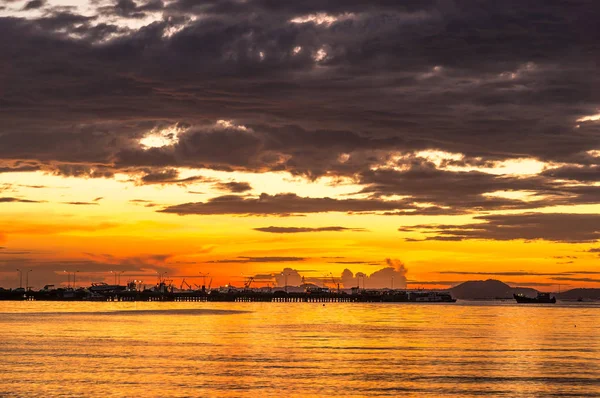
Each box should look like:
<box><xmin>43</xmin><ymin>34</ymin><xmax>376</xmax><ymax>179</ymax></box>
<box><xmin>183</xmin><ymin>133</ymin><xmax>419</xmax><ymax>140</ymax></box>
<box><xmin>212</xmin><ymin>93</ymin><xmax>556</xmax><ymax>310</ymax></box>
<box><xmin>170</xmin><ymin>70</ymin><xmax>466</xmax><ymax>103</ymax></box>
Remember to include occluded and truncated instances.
<box><xmin>0</xmin><ymin>301</ymin><xmax>598</xmax><ymax>397</ymax></box>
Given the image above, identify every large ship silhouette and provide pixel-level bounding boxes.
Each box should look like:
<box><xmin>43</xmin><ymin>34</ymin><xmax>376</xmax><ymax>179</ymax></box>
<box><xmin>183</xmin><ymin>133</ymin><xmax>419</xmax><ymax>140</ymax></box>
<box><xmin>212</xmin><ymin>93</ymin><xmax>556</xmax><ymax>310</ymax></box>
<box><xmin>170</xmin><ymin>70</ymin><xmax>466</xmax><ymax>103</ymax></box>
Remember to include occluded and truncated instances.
<box><xmin>514</xmin><ymin>292</ymin><xmax>556</xmax><ymax>304</ymax></box>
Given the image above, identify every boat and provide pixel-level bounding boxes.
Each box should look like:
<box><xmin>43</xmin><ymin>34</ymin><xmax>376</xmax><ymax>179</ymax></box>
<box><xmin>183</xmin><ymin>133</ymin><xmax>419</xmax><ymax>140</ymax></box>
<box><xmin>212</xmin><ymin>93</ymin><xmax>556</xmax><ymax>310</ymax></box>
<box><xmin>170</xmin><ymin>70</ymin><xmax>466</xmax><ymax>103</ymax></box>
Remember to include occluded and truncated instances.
<box><xmin>411</xmin><ymin>291</ymin><xmax>457</xmax><ymax>303</ymax></box>
<box><xmin>513</xmin><ymin>292</ymin><xmax>556</xmax><ymax>304</ymax></box>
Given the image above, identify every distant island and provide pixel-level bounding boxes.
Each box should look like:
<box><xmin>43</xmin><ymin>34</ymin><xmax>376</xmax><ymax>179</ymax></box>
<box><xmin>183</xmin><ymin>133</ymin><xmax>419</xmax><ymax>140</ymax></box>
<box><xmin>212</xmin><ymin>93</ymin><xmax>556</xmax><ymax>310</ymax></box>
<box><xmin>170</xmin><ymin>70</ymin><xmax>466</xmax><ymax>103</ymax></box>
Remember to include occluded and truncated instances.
<box><xmin>449</xmin><ymin>279</ymin><xmax>538</xmax><ymax>300</ymax></box>
<box><xmin>449</xmin><ymin>279</ymin><xmax>600</xmax><ymax>301</ymax></box>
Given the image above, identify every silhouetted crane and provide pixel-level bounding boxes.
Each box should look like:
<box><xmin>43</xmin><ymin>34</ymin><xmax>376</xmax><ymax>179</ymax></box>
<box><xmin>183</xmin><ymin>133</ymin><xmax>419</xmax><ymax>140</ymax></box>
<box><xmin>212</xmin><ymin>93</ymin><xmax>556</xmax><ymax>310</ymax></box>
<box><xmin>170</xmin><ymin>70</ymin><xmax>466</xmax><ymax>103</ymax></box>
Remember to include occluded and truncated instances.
<box><xmin>330</xmin><ymin>273</ymin><xmax>341</xmax><ymax>294</ymax></box>
<box><xmin>244</xmin><ymin>276</ymin><xmax>255</xmax><ymax>290</ymax></box>
<box><xmin>180</xmin><ymin>279</ymin><xmax>192</xmax><ymax>291</ymax></box>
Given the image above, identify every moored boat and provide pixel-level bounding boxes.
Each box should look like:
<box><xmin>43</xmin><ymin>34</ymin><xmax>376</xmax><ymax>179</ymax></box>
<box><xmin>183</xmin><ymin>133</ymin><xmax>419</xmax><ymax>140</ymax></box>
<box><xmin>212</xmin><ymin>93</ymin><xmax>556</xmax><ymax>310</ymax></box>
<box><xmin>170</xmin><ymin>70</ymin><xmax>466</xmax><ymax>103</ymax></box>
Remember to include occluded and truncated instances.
<box><xmin>514</xmin><ymin>292</ymin><xmax>556</xmax><ymax>304</ymax></box>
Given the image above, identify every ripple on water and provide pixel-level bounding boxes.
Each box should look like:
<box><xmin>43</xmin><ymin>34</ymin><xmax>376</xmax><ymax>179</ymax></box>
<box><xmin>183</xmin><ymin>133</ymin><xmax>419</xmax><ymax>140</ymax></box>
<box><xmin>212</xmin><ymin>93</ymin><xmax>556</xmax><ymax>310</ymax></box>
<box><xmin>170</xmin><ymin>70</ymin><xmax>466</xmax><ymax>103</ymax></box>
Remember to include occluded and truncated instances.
<box><xmin>0</xmin><ymin>301</ymin><xmax>599</xmax><ymax>397</ymax></box>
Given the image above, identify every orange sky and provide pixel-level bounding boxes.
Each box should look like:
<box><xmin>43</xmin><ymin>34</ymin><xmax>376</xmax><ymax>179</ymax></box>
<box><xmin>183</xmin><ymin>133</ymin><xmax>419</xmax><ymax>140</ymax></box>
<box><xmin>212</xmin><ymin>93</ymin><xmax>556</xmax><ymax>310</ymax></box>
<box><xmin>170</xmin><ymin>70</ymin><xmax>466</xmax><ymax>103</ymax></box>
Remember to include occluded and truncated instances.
<box><xmin>2</xmin><ymin>168</ymin><xmax>599</xmax><ymax>291</ymax></box>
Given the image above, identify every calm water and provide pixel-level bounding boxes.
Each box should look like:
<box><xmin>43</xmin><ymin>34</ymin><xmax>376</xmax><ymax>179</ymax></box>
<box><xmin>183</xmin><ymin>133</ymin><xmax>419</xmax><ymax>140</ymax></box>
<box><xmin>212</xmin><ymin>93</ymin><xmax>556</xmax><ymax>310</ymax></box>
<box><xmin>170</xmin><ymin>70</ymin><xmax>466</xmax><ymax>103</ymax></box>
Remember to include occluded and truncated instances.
<box><xmin>0</xmin><ymin>301</ymin><xmax>599</xmax><ymax>397</ymax></box>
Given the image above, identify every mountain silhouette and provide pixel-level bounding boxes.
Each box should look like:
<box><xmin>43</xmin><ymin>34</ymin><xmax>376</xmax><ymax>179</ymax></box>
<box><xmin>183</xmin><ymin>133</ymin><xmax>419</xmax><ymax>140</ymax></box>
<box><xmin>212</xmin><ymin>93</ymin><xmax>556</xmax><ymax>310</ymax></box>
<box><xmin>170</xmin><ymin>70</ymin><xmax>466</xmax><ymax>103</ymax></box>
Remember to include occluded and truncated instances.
<box><xmin>450</xmin><ymin>279</ymin><xmax>538</xmax><ymax>300</ymax></box>
<box><xmin>557</xmin><ymin>288</ymin><xmax>600</xmax><ymax>300</ymax></box>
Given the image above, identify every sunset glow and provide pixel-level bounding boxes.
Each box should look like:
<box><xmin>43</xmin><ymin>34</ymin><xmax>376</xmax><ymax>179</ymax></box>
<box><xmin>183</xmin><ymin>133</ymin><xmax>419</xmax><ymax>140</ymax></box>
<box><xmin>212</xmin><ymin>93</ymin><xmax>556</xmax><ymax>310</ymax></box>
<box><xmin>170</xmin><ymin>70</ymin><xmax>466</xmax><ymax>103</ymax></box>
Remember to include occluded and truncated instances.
<box><xmin>1</xmin><ymin>0</ymin><xmax>599</xmax><ymax>294</ymax></box>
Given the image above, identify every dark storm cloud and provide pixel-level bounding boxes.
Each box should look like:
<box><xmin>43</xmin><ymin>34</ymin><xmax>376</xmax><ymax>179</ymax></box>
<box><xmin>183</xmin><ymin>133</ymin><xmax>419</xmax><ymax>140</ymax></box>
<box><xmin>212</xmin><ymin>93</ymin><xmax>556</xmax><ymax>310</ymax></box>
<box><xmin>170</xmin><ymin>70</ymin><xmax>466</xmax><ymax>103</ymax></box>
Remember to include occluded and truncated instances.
<box><xmin>1</xmin><ymin>0</ymin><xmax>600</xmax><ymax>220</ymax></box>
<box><xmin>253</xmin><ymin>226</ymin><xmax>366</xmax><ymax>233</ymax></box>
<box><xmin>400</xmin><ymin>213</ymin><xmax>600</xmax><ymax>243</ymax></box>
<box><xmin>161</xmin><ymin>193</ymin><xmax>411</xmax><ymax>216</ymax></box>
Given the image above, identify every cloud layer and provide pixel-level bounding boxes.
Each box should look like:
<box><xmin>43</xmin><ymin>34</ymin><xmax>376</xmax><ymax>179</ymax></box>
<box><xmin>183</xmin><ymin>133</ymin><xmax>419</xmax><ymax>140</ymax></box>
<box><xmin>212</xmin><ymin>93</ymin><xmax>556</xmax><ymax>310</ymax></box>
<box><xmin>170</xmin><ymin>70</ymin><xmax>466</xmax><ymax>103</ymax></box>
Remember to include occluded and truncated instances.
<box><xmin>1</xmin><ymin>0</ymin><xmax>600</xmax><ymax>244</ymax></box>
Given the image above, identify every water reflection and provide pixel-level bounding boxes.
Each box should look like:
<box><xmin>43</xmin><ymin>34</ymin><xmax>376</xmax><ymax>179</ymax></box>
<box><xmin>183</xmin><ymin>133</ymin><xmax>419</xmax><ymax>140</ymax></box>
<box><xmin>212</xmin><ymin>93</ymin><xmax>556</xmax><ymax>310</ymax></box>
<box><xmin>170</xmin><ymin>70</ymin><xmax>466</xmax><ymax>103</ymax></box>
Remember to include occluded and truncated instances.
<box><xmin>0</xmin><ymin>301</ymin><xmax>598</xmax><ymax>397</ymax></box>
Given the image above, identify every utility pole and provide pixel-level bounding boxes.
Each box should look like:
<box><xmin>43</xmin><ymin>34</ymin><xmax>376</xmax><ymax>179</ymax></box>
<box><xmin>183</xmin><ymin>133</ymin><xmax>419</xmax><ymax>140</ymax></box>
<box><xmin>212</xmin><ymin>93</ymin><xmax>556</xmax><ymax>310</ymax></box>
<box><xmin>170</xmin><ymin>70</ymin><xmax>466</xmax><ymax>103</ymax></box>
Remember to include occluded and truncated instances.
<box><xmin>73</xmin><ymin>270</ymin><xmax>79</xmax><ymax>289</ymax></box>
<box><xmin>16</xmin><ymin>269</ymin><xmax>23</xmax><ymax>289</ymax></box>
<box><xmin>64</xmin><ymin>270</ymin><xmax>71</xmax><ymax>289</ymax></box>
<box><xmin>25</xmin><ymin>269</ymin><xmax>33</xmax><ymax>291</ymax></box>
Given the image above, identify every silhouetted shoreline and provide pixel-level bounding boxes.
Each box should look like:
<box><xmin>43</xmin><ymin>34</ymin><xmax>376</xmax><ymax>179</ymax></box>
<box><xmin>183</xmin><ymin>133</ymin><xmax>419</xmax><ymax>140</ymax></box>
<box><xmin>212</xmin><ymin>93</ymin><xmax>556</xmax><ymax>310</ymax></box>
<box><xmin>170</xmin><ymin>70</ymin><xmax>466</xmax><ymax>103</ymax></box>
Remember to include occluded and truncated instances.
<box><xmin>1</xmin><ymin>282</ymin><xmax>457</xmax><ymax>303</ymax></box>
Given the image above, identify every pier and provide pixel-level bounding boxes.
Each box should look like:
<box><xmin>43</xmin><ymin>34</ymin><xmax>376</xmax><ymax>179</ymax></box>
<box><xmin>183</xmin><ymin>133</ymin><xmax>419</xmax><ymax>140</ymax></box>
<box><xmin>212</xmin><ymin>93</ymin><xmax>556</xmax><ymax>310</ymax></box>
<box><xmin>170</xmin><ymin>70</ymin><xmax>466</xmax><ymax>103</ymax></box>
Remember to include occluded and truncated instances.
<box><xmin>0</xmin><ymin>284</ymin><xmax>456</xmax><ymax>303</ymax></box>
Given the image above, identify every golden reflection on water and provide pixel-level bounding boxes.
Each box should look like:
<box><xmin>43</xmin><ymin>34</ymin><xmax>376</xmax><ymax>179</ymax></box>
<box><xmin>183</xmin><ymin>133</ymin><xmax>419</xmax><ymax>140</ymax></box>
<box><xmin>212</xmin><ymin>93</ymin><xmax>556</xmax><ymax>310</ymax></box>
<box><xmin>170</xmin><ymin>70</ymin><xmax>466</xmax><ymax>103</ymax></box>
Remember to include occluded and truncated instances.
<box><xmin>0</xmin><ymin>301</ymin><xmax>599</xmax><ymax>397</ymax></box>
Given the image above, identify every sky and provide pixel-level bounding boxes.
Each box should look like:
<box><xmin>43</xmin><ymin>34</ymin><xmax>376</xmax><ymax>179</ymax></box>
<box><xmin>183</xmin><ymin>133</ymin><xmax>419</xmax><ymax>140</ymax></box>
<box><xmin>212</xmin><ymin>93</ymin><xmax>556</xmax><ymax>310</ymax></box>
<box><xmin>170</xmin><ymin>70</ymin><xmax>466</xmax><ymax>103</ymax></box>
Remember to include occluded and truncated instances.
<box><xmin>0</xmin><ymin>0</ymin><xmax>599</xmax><ymax>290</ymax></box>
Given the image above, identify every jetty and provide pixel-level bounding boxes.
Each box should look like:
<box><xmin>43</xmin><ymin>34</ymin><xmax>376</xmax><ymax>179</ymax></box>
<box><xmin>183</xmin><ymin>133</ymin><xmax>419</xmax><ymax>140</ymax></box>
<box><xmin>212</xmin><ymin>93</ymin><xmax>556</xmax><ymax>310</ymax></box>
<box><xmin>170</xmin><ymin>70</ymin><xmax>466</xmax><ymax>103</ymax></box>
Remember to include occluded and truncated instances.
<box><xmin>0</xmin><ymin>281</ymin><xmax>457</xmax><ymax>303</ymax></box>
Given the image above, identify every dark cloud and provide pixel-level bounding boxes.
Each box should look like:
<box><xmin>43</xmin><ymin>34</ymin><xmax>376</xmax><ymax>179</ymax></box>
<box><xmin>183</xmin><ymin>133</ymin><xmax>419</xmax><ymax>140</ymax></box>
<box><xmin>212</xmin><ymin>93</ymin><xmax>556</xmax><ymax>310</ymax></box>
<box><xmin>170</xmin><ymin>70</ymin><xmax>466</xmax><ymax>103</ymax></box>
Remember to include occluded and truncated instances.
<box><xmin>551</xmin><ymin>276</ymin><xmax>600</xmax><ymax>283</ymax></box>
<box><xmin>63</xmin><ymin>201</ymin><xmax>99</xmax><ymax>205</ymax></box>
<box><xmin>19</xmin><ymin>184</ymin><xmax>50</xmax><ymax>189</ymax></box>
<box><xmin>52</xmin><ymin>164</ymin><xmax>114</xmax><ymax>179</ymax></box>
<box><xmin>542</xmin><ymin>165</ymin><xmax>600</xmax><ymax>182</ymax></box>
<box><xmin>22</xmin><ymin>0</ymin><xmax>45</xmax><ymax>10</ymax></box>
<box><xmin>0</xmin><ymin>197</ymin><xmax>42</xmax><ymax>203</ymax></box>
<box><xmin>129</xmin><ymin>199</ymin><xmax>159</xmax><ymax>207</ymax></box>
<box><xmin>440</xmin><ymin>271</ymin><xmax>572</xmax><ymax>277</ymax></box>
<box><xmin>401</xmin><ymin>213</ymin><xmax>600</xmax><ymax>243</ymax></box>
<box><xmin>1</xmin><ymin>0</ymin><xmax>600</xmax><ymax>215</ymax></box>
<box><xmin>138</xmin><ymin>168</ymin><xmax>208</xmax><ymax>185</ymax></box>
<box><xmin>0</xmin><ymin>165</ymin><xmax>41</xmax><ymax>173</ymax></box>
<box><xmin>99</xmin><ymin>0</ymin><xmax>163</xmax><ymax>19</ymax></box>
<box><xmin>359</xmin><ymin>162</ymin><xmax>600</xmax><ymax>213</ymax></box>
<box><xmin>208</xmin><ymin>256</ymin><xmax>305</xmax><ymax>263</ymax></box>
<box><xmin>254</xmin><ymin>226</ymin><xmax>366</xmax><ymax>233</ymax></box>
<box><xmin>567</xmin><ymin>271</ymin><xmax>600</xmax><ymax>275</ymax></box>
<box><xmin>0</xmin><ymin>249</ymin><xmax>32</xmax><ymax>255</ymax></box>
<box><xmin>161</xmin><ymin>192</ymin><xmax>411</xmax><ymax>216</ymax></box>
<box><xmin>214</xmin><ymin>181</ymin><xmax>252</xmax><ymax>193</ymax></box>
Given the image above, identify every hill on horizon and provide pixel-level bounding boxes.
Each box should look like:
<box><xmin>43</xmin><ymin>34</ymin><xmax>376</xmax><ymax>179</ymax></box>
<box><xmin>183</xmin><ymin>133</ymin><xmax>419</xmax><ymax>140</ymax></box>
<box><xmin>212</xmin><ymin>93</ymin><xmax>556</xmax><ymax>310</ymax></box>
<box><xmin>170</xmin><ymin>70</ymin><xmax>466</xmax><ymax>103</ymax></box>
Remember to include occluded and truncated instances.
<box><xmin>450</xmin><ymin>279</ymin><xmax>539</xmax><ymax>300</ymax></box>
<box><xmin>557</xmin><ymin>288</ymin><xmax>600</xmax><ymax>300</ymax></box>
